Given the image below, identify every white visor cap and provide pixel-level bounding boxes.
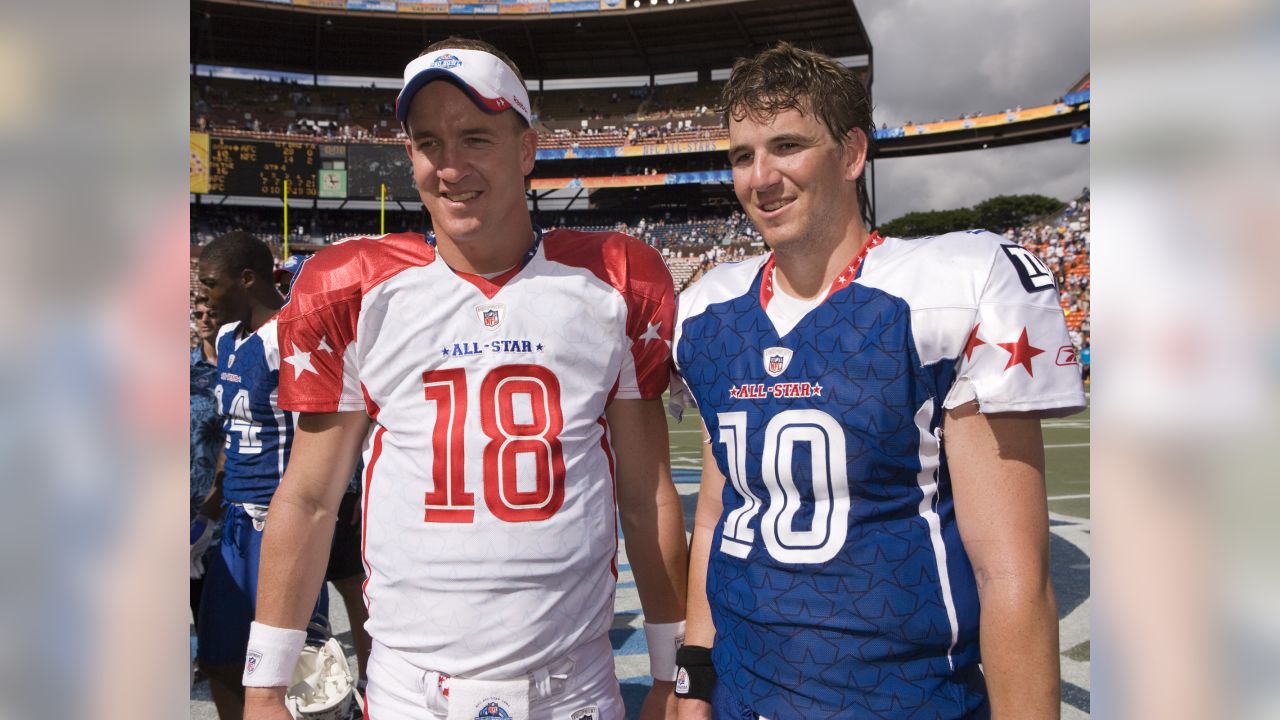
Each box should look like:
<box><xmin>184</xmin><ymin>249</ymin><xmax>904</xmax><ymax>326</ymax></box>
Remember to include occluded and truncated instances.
<box><xmin>395</xmin><ymin>48</ymin><xmax>532</xmax><ymax>129</ymax></box>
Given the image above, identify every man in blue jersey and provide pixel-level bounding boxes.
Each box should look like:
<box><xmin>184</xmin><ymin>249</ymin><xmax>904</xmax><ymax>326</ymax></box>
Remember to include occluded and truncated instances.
<box><xmin>196</xmin><ymin>231</ymin><xmax>329</xmax><ymax>720</ymax></box>
<box><xmin>672</xmin><ymin>43</ymin><xmax>1085</xmax><ymax>719</ymax></box>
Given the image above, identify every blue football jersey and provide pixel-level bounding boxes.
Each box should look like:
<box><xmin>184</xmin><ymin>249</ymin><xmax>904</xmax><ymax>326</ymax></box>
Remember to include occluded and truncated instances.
<box><xmin>214</xmin><ymin>318</ymin><xmax>294</xmax><ymax>506</ymax></box>
<box><xmin>673</xmin><ymin>231</ymin><xmax>1085</xmax><ymax>718</ymax></box>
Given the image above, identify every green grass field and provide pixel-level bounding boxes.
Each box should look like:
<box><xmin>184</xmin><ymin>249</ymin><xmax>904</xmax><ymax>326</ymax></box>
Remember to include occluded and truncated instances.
<box><xmin>665</xmin><ymin>399</ymin><xmax>1090</xmax><ymax>519</ymax></box>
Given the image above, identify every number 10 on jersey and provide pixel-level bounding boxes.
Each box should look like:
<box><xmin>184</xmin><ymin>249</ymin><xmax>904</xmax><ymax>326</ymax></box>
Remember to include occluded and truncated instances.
<box><xmin>717</xmin><ymin>410</ymin><xmax>850</xmax><ymax>564</ymax></box>
<box><xmin>422</xmin><ymin>365</ymin><xmax>566</xmax><ymax>523</ymax></box>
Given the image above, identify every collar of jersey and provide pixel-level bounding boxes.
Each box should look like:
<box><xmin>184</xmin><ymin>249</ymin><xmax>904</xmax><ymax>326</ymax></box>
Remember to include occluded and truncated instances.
<box><xmin>759</xmin><ymin>230</ymin><xmax>884</xmax><ymax>311</ymax></box>
<box><xmin>425</xmin><ymin>225</ymin><xmax>543</xmax><ymax>299</ymax></box>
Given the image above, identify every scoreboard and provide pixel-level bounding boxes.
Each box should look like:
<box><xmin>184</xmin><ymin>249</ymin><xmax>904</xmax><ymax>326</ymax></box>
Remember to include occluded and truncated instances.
<box><xmin>195</xmin><ymin>136</ymin><xmax>413</xmax><ymax>201</ymax></box>
<box><xmin>208</xmin><ymin>138</ymin><xmax>320</xmax><ymax>197</ymax></box>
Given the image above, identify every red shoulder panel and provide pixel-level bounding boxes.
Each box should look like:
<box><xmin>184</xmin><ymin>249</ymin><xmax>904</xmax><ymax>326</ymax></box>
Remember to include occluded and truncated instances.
<box><xmin>543</xmin><ymin>230</ymin><xmax>675</xmax><ymax>399</ymax></box>
<box><xmin>277</xmin><ymin>233</ymin><xmax>435</xmax><ymax>413</ymax></box>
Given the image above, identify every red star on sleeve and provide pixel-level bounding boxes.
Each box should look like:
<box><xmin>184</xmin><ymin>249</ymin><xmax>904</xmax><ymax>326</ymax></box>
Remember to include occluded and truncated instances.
<box><xmin>997</xmin><ymin>327</ymin><xmax>1045</xmax><ymax>376</ymax></box>
<box><xmin>963</xmin><ymin>323</ymin><xmax>985</xmax><ymax>361</ymax></box>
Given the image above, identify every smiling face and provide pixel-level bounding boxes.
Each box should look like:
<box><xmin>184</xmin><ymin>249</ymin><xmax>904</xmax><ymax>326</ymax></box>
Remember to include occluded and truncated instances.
<box><xmin>728</xmin><ymin>101</ymin><xmax>866</xmax><ymax>254</ymax></box>
<box><xmin>403</xmin><ymin>80</ymin><xmax>536</xmax><ymax>259</ymax></box>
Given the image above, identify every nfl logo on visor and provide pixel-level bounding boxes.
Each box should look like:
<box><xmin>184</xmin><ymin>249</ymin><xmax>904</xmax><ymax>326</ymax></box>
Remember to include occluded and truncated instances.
<box><xmin>432</xmin><ymin>53</ymin><xmax>462</xmax><ymax>69</ymax></box>
<box><xmin>763</xmin><ymin>346</ymin><xmax>793</xmax><ymax>377</ymax></box>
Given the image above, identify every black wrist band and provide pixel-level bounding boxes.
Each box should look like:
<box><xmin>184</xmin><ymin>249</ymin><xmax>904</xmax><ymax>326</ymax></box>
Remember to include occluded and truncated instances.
<box><xmin>674</xmin><ymin>645</ymin><xmax>715</xmax><ymax>702</ymax></box>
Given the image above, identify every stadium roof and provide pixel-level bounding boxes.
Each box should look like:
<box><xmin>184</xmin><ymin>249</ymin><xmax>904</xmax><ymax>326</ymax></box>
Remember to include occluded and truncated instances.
<box><xmin>191</xmin><ymin>0</ymin><xmax>873</xmax><ymax>82</ymax></box>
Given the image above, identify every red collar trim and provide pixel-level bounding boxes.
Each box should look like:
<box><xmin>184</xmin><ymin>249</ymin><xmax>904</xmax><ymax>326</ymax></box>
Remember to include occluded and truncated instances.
<box><xmin>453</xmin><ymin>264</ymin><xmax>523</xmax><ymax>300</ymax></box>
<box><xmin>759</xmin><ymin>231</ymin><xmax>884</xmax><ymax>310</ymax></box>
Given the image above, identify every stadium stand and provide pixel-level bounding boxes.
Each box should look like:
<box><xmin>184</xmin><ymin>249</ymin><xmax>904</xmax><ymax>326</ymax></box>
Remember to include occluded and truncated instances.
<box><xmin>194</xmin><ymin>71</ymin><xmax>1083</xmax><ymax>155</ymax></box>
<box><xmin>191</xmin><ymin>198</ymin><xmax>1088</xmax><ymax>340</ymax></box>
<box><xmin>1006</xmin><ymin>190</ymin><xmax>1091</xmax><ymax>348</ymax></box>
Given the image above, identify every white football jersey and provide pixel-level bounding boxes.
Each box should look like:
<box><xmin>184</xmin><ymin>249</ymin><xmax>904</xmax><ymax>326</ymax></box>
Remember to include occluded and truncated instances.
<box><xmin>277</xmin><ymin>229</ymin><xmax>675</xmax><ymax>679</ymax></box>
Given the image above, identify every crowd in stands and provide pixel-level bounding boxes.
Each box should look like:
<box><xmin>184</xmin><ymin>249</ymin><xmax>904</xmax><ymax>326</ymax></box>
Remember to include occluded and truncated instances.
<box><xmin>1003</xmin><ymin>191</ymin><xmax>1091</xmax><ymax>353</ymax></box>
<box><xmin>192</xmin><ymin>75</ymin><xmax>728</xmax><ymax>149</ymax></box>
<box><xmin>191</xmin><ymin>197</ymin><xmax>1089</xmax><ymax>362</ymax></box>
<box><xmin>195</xmin><ymin>68</ymin><xmax>1077</xmax><ymax>157</ymax></box>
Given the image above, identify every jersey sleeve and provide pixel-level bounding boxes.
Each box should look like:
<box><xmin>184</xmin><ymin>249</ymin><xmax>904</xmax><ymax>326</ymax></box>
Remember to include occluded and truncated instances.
<box><xmin>613</xmin><ymin>239</ymin><xmax>676</xmax><ymax>401</ymax></box>
<box><xmin>275</xmin><ymin>245</ymin><xmax>368</xmax><ymax>414</ymax></box>
<box><xmin>943</xmin><ymin>240</ymin><xmax>1086</xmax><ymax>417</ymax></box>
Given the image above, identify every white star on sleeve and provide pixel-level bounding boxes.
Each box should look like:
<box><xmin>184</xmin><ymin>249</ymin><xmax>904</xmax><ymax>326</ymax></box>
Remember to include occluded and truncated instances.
<box><xmin>316</xmin><ymin>336</ymin><xmax>334</xmax><ymax>354</ymax></box>
<box><xmin>638</xmin><ymin>321</ymin><xmax>663</xmax><ymax>342</ymax></box>
<box><xmin>283</xmin><ymin>343</ymin><xmax>318</xmax><ymax>380</ymax></box>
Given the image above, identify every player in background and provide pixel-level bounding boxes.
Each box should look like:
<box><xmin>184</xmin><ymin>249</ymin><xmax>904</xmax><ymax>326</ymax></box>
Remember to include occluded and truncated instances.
<box><xmin>672</xmin><ymin>43</ymin><xmax>1085</xmax><ymax>719</ymax></box>
<box><xmin>190</xmin><ymin>297</ymin><xmax>224</xmax><ymax>636</ymax></box>
<box><xmin>196</xmin><ymin>232</ymin><xmax>329</xmax><ymax>720</ymax></box>
<box><xmin>243</xmin><ymin>38</ymin><xmax>688</xmax><ymax>720</ymax></box>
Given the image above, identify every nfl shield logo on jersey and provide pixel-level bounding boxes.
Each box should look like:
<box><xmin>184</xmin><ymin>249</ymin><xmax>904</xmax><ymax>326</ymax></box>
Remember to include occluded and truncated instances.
<box><xmin>763</xmin><ymin>346</ymin><xmax>793</xmax><ymax>377</ymax></box>
<box><xmin>475</xmin><ymin>303</ymin><xmax>505</xmax><ymax>330</ymax></box>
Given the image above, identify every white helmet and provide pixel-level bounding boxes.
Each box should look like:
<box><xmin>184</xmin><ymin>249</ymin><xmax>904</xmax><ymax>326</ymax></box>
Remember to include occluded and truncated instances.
<box><xmin>285</xmin><ymin>637</ymin><xmax>361</xmax><ymax>720</ymax></box>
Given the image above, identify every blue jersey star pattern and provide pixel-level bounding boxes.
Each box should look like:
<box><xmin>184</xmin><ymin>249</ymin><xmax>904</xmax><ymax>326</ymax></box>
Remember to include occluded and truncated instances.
<box><xmin>679</xmin><ymin>271</ymin><xmax>983</xmax><ymax>719</ymax></box>
<box><xmin>214</xmin><ymin>319</ymin><xmax>293</xmax><ymax>506</ymax></box>
<box><xmin>674</xmin><ymin>231</ymin><xmax>1086</xmax><ymax>719</ymax></box>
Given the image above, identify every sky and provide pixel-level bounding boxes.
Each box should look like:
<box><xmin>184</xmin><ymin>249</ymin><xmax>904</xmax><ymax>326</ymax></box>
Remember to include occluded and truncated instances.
<box><xmin>856</xmin><ymin>0</ymin><xmax>1090</xmax><ymax>222</ymax></box>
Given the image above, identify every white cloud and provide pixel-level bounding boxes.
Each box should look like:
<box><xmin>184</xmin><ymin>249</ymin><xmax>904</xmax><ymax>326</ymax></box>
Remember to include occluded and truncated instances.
<box><xmin>857</xmin><ymin>0</ymin><xmax>1090</xmax><ymax>221</ymax></box>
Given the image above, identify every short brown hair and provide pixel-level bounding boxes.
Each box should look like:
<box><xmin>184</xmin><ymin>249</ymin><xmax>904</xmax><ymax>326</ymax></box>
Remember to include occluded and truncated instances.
<box><xmin>721</xmin><ymin>42</ymin><xmax>875</xmax><ymax>227</ymax></box>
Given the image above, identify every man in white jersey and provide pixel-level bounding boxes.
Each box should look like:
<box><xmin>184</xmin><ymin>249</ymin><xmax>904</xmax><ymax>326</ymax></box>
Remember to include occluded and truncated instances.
<box><xmin>244</xmin><ymin>38</ymin><xmax>688</xmax><ymax>720</ymax></box>
<box><xmin>672</xmin><ymin>43</ymin><xmax>1084</xmax><ymax>719</ymax></box>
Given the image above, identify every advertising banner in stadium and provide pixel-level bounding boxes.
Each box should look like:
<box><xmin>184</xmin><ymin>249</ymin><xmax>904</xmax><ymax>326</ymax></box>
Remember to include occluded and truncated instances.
<box><xmin>318</xmin><ymin>169</ymin><xmax>348</xmax><ymax>198</ymax></box>
<box><xmin>600</xmin><ymin>0</ymin><xmax>626</xmax><ymax>9</ymax></box>
<box><xmin>397</xmin><ymin>1</ymin><xmax>449</xmax><ymax>12</ymax></box>
<box><xmin>621</xmin><ymin>139</ymin><xmax>728</xmax><ymax>156</ymax></box>
<box><xmin>450</xmin><ymin>3</ymin><xmax>499</xmax><ymax>12</ymax></box>
<box><xmin>499</xmin><ymin>1</ymin><xmax>551</xmax><ymax>12</ymax></box>
<box><xmin>666</xmin><ymin>170</ymin><xmax>731</xmax><ymax>184</ymax></box>
<box><xmin>550</xmin><ymin>1</ymin><xmax>597</xmax><ymax>11</ymax></box>
<box><xmin>535</xmin><ymin>139</ymin><xmax>726</xmax><ymax>162</ymax></box>
<box><xmin>530</xmin><ymin>172</ymin><xmax>732</xmax><ymax>190</ymax></box>
<box><xmin>346</xmin><ymin>0</ymin><xmax>396</xmax><ymax>10</ymax></box>
<box><xmin>190</xmin><ymin>132</ymin><xmax>210</xmax><ymax>194</ymax></box>
<box><xmin>293</xmin><ymin>0</ymin><xmax>346</xmax><ymax>7</ymax></box>
<box><xmin>872</xmin><ymin>101</ymin><xmax>1083</xmax><ymax>140</ymax></box>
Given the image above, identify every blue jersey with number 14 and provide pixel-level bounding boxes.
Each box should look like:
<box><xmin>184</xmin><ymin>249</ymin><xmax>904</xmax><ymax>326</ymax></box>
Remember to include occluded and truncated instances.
<box><xmin>215</xmin><ymin>318</ymin><xmax>293</xmax><ymax>506</ymax></box>
<box><xmin>674</xmin><ymin>231</ymin><xmax>1086</xmax><ymax>719</ymax></box>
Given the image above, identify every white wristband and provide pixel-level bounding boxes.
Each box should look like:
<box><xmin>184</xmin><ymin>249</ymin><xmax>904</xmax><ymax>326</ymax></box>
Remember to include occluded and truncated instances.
<box><xmin>242</xmin><ymin>621</ymin><xmax>306</xmax><ymax>687</ymax></box>
<box><xmin>644</xmin><ymin>620</ymin><xmax>686</xmax><ymax>681</ymax></box>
